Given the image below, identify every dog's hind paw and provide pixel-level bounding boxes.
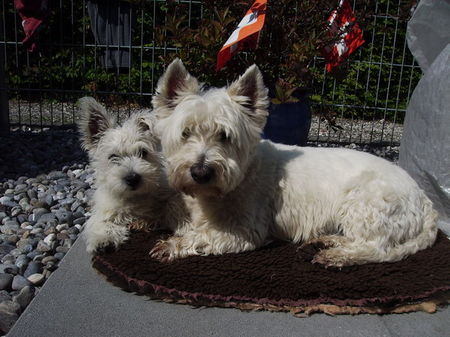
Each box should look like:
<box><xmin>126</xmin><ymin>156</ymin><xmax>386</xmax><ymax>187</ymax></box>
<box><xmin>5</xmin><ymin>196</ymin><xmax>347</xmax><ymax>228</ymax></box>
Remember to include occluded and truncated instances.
<box><xmin>301</xmin><ymin>235</ymin><xmax>349</xmax><ymax>249</ymax></box>
<box><xmin>311</xmin><ymin>249</ymin><xmax>347</xmax><ymax>268</ymax></box>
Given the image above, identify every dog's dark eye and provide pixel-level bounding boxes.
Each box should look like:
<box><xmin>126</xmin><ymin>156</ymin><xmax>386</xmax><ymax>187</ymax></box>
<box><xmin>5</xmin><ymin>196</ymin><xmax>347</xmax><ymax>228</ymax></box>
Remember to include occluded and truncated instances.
<box><xmin>220</xmin><ymin>130</ymin><xmax>229</xmax><ymax>142</ymax></box>
<box><xmin>182</xmin><ymin>129</ymin><xmax>191</xmax><ymax>140</ymax></box>
<box><xmin>138</xmin><ymin>148</ymin><xmax>148</xmax><ymax>158</ymax></box>
<box><xmin>108</xmin><ymin>154</ymin><xmax>120</xmax><ymax>163</ymax></box>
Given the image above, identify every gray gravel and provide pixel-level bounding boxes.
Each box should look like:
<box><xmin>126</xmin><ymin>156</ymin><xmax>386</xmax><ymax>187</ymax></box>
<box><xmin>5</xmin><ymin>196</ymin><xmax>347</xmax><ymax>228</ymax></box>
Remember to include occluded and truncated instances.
<box><xmin>0</xmin><ymin>159</ymin><xmax>94</xmax><ymax>334</ymax></box>
<box><xmin>0</xmin><ymin>129</ymin><xmax>93</xmax><ymax>335</ymax></box>
<box><xmin>8</xmin><ymin>100</ymin><xmax>403</xmax><ymax>146</ymax></box>
<box><xmin>0</xmin><ymin>121</ymin><xmax>401</xmax><ymax>335</ymax></box>
<box><xmin>8</xmin><ymin>100</ymin><xmax>143</xmax><ymax>130</ymax></box>
<box><xmin>309</xmin><ymin>115</ymin><xmax>403</xmax><ymax>147</ymax></box>
<box><xmin>307</xmin><ymin>116</ymin><xmax>401</xmax><ymax>162</ymax></box>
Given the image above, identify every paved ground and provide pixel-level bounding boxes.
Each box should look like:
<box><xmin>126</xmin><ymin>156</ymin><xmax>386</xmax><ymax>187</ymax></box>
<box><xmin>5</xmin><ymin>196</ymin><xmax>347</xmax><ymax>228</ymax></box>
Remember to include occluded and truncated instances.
<box><xmin>7</xmin><ymin>237</ymin><xmax>450</xmax><ymax>337</ymax></box>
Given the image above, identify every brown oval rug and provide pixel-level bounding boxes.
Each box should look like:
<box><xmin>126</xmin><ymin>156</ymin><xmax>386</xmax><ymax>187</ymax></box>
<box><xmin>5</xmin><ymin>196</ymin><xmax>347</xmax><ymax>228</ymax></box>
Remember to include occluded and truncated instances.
<box><xmin>92</xmin><ymin>229</ymin><xmax>450</xmax><ymax>316</ymax></box>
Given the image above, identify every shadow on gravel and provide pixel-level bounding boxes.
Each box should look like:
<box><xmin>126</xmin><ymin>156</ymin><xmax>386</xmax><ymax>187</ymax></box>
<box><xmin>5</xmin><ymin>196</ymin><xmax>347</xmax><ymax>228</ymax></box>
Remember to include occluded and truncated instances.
<box><xmin>0</xmin><ymin>128</ymin><xmax>88</xmax><ymax>181</ymax></box>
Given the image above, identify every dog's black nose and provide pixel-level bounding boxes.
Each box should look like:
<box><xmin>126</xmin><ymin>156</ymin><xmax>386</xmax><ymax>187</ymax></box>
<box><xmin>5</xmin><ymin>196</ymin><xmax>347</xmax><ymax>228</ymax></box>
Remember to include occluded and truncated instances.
<box><xmin>124</xmin><ymin>172</ymin><xmax>141</xmax><ymax>189</ymax></box>
<box><xmin>190</xmin><ymin>164</ymin><xmax>214</xmax><ymax>184</ymax></box>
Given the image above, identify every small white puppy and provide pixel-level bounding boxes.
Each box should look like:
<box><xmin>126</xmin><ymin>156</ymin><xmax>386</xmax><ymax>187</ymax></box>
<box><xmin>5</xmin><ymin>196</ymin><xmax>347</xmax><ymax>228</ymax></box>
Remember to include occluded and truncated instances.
<box><xmin>78</xmin><ymin>97</ymin><xmax>189</xmax><ymax>253</ymax></box>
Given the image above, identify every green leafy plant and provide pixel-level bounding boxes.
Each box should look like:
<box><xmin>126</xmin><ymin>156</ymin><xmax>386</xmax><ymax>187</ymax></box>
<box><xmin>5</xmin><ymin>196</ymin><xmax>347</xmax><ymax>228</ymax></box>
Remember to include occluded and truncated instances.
<box><xmin>3</xmin><ymin>0</ymin><xmax>421</xmax><ymax>125</ymax></box>
<box><xmin>156</xmin><ymin>1</ymin><xmax>372</xmax><ymax>101</ymax></box>
<box><xmin>271</xmin><ymin>79</ymin><xmax>299</xmax><ymax>104</ymax></box>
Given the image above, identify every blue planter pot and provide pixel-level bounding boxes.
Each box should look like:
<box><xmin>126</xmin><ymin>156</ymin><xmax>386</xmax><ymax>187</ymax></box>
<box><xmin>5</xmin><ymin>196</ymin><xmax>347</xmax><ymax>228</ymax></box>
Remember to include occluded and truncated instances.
<box><xmin>262</xmin><ymin>90</ymin><xmax>311</xmax><ymax>146</ymax></box>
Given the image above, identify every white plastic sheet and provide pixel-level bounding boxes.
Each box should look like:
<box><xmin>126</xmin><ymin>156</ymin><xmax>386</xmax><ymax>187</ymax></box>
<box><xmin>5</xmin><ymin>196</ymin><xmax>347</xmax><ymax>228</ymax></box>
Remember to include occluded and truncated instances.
<box><xmin>406</xmin><ymin>0</ymin><xmax>450</xmax><ymax>72</ymax></box>
<box><xmin>399</xmin><ymin>0</ymin><xmax>450</xmax><ymax>234</ymax></box>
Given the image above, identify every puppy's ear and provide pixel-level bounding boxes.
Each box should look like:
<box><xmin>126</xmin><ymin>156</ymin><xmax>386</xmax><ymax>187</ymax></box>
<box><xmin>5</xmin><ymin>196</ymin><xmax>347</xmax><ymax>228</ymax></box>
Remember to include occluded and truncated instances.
<box><xmin>135</xmin><ymin>113</ymin><xmax>161</xmax><ymax>150</ymax></box>
<box><xmin>135</xmin><ymin>113</ymin><xmax>158</xmax><ymax>136</ymax></box>
<box><xmin>152</xmin><ymin>58</ymin><xmax>200</xmax><ymax>118</ymax></box>
<box><xmin>77</xmin><ymin>97</ymin><xmax>116</xmax><ymax>151</ymax></box>
<box><xmin>137</xmin><ymin>115</ymin><xmax>151</xmax><ymax>132</ymax></box>
<box><xmin>227</xmin><ymin>65</ymin><xmax>269</xmax><ymax>129</ymax></box>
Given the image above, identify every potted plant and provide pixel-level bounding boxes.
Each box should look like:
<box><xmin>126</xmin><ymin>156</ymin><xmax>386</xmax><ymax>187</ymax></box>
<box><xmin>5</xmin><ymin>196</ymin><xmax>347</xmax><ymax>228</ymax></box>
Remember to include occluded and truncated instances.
<box><xmin>264</xmin><ymin>80</ymin><xmax>312</xmax><ymax>145</ymax></box>
<box><xmin>255</xmin><ymin>0</ymin><xmax>345</xmax><ymax>145</ymax></box>
<box><xmin>154</xmin><ymin>0</ymin><xmax>369</xmax><ymax>145</ymax></box>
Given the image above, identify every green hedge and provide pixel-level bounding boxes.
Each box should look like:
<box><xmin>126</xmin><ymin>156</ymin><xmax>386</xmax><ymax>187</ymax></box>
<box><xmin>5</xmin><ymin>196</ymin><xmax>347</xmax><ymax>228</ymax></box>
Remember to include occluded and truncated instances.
<box><xmin>3</xmin><ymin>0</ymin><xmax>421</xmax><ymax>122</ymax></box>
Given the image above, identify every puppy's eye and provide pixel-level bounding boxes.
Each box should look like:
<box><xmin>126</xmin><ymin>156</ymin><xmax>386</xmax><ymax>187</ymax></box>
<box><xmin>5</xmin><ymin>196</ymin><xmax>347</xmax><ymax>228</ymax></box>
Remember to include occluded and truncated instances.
<box><xmin>182</xmin><ymin>129</ymin><xmax>191</xmax><ymax>140</ymax></box>
<box><xmin>108</xmin><ymin>154</ymin><xmax>120</xmax><ymax>163</ymax></box>
<box><xmin>138</xmin><ymin>148</ymin><xmax>148</xmax><ymax>158</ymax></box>
<box><xmin>220</xmin><ymin>130</ymin><xmax>230</xmax><ymax>142</ymax></box>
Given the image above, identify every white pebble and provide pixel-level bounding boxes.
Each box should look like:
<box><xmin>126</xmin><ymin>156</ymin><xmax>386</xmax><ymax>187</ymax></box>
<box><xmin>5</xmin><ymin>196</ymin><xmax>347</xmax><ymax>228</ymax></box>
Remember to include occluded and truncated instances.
<box><xmin>43</xmin><ymin>233</ymin><xmax>56</xmax><ymax>245</ymax></box>
<box><xmin>27</xmin><ymin>273</ymin><xmax>45</xmax><ymax>286</ymax></box>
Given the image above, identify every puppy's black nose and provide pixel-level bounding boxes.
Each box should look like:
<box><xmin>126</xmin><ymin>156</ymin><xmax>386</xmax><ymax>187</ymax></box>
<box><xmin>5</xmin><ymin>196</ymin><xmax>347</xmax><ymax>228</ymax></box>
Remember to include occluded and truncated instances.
<box><xmin>190</xmin><ymin>164</ymin><xmax>214</xmax><ymax>184</ymax></box>
<box><xmin>124</xmin><ymin>172</ymin><xmax>141</xmax><ymax>189</ymax></box>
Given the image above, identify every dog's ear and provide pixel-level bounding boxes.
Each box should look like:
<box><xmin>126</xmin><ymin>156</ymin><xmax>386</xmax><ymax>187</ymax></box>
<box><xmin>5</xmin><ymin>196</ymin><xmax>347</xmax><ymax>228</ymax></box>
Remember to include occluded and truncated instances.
<box><xmin>77</xmin><ymin>97</ymin><xmax>116</xmax><ymax>150</ymax></box>
<box><xmin>137</xmin><ymin>115</ymin><xmax>152</xmax><ymax>132</ymax></box>
<box><xmin>135</xmin><ymin>113</ymin><xmax>161</xmax><ymax>149</ymax></box>
<box><xmin>152</xmin><ymin>58</ymin><xmax>200</xmax><ymax>118</ymax></box>
<box><xmin>136</xmin><ymin>113</ymin><xmax>159</xmax><ymax>138</ymax></box>
<box><xmin>227</xmin><ymin>65</ymin><xmax>269</xmax><ymax>129</ymax></box>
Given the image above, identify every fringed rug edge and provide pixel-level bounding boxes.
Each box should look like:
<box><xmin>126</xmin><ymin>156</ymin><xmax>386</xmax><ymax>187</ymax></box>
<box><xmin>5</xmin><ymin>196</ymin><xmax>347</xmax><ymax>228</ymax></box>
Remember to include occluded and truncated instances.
<box><xmin>92</xmin><ymin>255</ymin><xmax>450</xmax><ymax>316</ymax></box>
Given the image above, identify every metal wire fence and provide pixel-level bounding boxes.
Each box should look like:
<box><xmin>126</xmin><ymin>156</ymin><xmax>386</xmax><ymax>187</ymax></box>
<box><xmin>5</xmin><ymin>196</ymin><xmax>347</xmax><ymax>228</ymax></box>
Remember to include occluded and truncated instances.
<box><xmin>0</xmin><ymin>0</ymin><xmax>421</xmax><ymax>146</ymax></box>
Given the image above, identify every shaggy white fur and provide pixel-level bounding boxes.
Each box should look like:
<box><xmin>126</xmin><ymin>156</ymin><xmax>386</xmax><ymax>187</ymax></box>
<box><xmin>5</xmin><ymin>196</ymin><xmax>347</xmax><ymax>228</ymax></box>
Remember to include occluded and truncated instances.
<box><xmin>150</xmin><ymin>59</ymin><xmax>438</xmax><ymax>267</ymax></box>
<box><xmin>78</xmin><ymin>97</ymin><xmax>189</xmax><ymax>253</ymax></box>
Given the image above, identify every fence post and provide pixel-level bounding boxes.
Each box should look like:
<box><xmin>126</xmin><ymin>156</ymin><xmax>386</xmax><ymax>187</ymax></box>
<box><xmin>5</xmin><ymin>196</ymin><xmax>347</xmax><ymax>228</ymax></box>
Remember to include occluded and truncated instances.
<box><xmin>0</xmin><ymin>38</ymin><xmax>9</xmax><ymax>135</ymax></box>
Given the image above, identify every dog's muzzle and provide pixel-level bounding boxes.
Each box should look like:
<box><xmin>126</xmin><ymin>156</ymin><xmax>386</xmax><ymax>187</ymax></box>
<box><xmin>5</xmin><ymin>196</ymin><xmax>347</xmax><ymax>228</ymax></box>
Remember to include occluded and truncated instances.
<box><xmin>124</xmin><ymin>172</ymin><xmax>141</xmax><ymax>190</ymax></box>
<box><xmin>190</xmin><ymin>163</ymin><xmax>214</xmax><ymax>184</ymax></box>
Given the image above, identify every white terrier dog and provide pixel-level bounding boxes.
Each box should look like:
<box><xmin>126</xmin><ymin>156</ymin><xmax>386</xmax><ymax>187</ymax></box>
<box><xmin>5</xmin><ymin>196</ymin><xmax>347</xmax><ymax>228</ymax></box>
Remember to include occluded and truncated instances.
<box><xmin>78</xmin><ymin>97</ymin><xmax>189</xmax><ymax>253</ymax></box>
<box><xmin>150</xmin><ymin>59</ymin><xmax>438</xmax><ymax>267</ymax></box>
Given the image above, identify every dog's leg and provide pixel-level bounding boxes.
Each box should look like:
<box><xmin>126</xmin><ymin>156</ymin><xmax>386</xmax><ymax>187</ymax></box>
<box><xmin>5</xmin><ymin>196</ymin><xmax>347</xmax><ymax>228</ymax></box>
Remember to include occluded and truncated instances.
<box><xmin>300</xmin><ymin>235</ymin><xmax>359</xmax><ymax>267</ymax></box>
<box><xmin>313</xmin><ymin>229</ymin><xmax>437</xmax><ymax>268</ymax></box>
<box><xmin>149</xmin><ymin>228</ymin><xmax>260</xmax><ymax>262</ymax></box>
<box><xmin>301</xmin><ymin>235</ymin><xmax>351</xmax><ymax>249</ymax></box>
<box><xmin>310</xmin><ymin>171</ymin><xmax>438</xmax><ymax>268</ymax></box>
<box><xmin>84</xmin><ymin>216</ymin><xmax>129</xmax><ymax>254</ymax></box>
<box><xmin>311</xmin><ymin>239</ymin><xmax>386</xmax><ymax>267</ymax></box>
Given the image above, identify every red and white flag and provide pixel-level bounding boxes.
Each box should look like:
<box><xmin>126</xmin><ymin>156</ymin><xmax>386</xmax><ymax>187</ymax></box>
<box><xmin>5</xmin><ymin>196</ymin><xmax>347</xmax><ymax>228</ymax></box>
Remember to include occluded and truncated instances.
<box><xmin>216</xmin><ymin>0</ymin><xmax>267</xmax><ymax>71</ymax></box>
<box><xmin>322</xmin><ymin>0</ymin><xmax>365</xmax><ymax>72</ymax></box>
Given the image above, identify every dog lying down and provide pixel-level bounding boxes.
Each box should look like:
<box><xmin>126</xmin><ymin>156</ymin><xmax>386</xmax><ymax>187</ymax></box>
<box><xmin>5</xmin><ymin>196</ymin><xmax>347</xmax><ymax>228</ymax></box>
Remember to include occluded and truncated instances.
<box><xmin>77</xmin><ymin>97</ymin><xmax>190</xmax><ymax>254</ymax></box>
<box><xmin>148</xmin><ymin>59</ymin><xmax>438</xmax><ymax>267</ymax></box>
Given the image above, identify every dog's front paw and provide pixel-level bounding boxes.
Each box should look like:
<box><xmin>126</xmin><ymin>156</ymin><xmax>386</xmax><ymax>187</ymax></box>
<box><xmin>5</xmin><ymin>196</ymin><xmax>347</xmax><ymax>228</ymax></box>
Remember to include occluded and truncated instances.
<box><xmin>149</xmin><ymin>237</ymin><xmax>181</xmax><ymax>263</ymax></box>
<box><xmin>85</xmin><ymin>224</ymin><xmax>129</xmax><ymax>255</ymax></box>
<box><xmin>93</xmin><ymin>244</ymin><xmax>116</xmax><ymax>255</ymax></box>
<box><xmin>129</xmin><ymin>220</ymin><xmax>156</xmax><ymax>232</ymax></box>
